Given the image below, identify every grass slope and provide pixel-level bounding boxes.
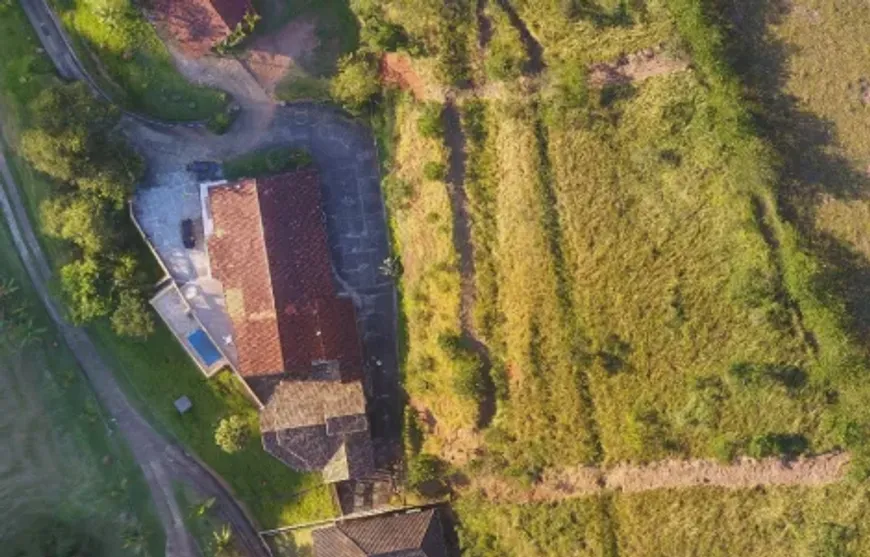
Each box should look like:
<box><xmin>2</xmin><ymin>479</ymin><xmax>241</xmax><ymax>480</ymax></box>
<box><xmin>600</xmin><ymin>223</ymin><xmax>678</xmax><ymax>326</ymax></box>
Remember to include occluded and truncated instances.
<box><xmin>0</xmin><ymin>214</ymin><xmax>164</xmax><ymax>556</ymax></box>
<box><xmin>50</xmin><ymin>0</ymin><xmax>228</xmax><ymax>121</ymax></box>
<box><xmin>387</xmin><ymin>95</ymin><xmax>470</xmax><ymax>437</ymax></box>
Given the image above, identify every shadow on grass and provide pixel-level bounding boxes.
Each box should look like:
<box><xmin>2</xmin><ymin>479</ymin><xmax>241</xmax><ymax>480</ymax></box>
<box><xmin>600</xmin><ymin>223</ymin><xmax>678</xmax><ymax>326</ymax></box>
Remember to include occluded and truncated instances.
<box><xmin>714</xmin><ymin>0</ymin><xmax>870</xmax><ymax>341</ymax></box>
<box><xmin>250</xmin><ymin>0</ymin><xmax>359</xmax><ymax>77</ymax></box>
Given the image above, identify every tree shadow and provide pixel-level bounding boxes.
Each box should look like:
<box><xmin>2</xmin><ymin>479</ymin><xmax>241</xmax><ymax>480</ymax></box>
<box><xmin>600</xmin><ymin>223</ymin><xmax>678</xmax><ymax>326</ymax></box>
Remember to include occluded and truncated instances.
<box><xmin>713</xmin><ymin>0</ymin><xmax>870</xmax><ymax>339</ymax></box>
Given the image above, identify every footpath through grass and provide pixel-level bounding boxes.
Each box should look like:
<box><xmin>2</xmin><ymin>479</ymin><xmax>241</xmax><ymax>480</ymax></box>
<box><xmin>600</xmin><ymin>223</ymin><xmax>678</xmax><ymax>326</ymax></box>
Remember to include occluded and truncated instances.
<box><xmin>49</xmin><ymin>0</ymin><xmax>228</xmax><ymax>121</ymax></box>
<box><xmin>0</xmin><ymin>214</ymin><xmax>164</xmax><ymax>556</ymax></box>
<box><xmin>0</xmin><ymin>0</ymin><xmax>336</xmax><ymax>529</ymax></box>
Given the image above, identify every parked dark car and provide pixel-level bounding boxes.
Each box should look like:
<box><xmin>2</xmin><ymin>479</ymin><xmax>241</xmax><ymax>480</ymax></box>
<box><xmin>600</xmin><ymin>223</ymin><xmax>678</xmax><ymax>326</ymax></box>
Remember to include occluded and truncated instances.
<box><xmin>185</xmin><ymin>160</ymin><xmax>222</xmax><ymax>181</ymax></box>
<box><xmin>181</xmin><ymin>219</ymin><xmax>196</xmax><ymax>249</ymax></box>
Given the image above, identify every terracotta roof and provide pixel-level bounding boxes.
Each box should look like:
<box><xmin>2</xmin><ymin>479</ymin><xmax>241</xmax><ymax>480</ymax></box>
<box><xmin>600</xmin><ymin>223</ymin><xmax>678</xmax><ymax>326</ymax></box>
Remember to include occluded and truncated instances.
<box><xmin>313</xmin><ymin>510</ymin><xmax>447</xmax><ymax>557</ymax></box>
<box><xmin>208</xmin><ymin>179</ymin><xmax>283</xmax><ymax>374</ymax></box>
<box><xmin>148</xmin><ymin>0</ymin><xmax>252</xmax><ymax>57</ymax></box>
<box><xmin>207</xmin><ymin>171</ymin><xmax>364</xmax><ymax>379</ymax></box>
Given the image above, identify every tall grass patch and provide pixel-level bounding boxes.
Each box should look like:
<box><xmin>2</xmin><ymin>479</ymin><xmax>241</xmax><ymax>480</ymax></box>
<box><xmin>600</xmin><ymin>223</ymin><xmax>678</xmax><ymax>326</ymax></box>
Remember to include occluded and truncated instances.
<box><xmin>546</xmin><ymin>70</ymin><xmax>835</xmax><ymax>462</ymax></box>
<box><xmin>386</xmin><ymin>95</ymin><xmax>475</xmax><ymax>438</ymax></box>
<box><xmin>486</xmin><ymin>99</ymin><xmax>599</xmax><ymax>469</ymax></box>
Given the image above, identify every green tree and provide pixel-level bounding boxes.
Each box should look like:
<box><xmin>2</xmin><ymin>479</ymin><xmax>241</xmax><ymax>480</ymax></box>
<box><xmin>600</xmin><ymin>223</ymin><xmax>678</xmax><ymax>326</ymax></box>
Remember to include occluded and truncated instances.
<box><xmin>41</xmin><ymin>194</ymin><xmax>114</xmax><ymax>254</ymax></box>
<box><xmin>214</xmin><ymin>415</ymin><xmax>249</xmax><ymax>454</ymax></box>
<box><xmin>111</xmin><ymin>291</ymin><xmax>155</xmax><ymax>338</ymax></box>
<box><xmin>60</xmin><ymin>258</ymin><xmax>110</xmax><ymax>323</ymax></box>
<box><xmin>21</xmin><ymin>83</ymin><xmax>143</xmax><ymax>206</ymax></box>
<box><xmin>330</xmin><ymin>52</ymin><xmax>380</xmax><ymax>112</ymax></box>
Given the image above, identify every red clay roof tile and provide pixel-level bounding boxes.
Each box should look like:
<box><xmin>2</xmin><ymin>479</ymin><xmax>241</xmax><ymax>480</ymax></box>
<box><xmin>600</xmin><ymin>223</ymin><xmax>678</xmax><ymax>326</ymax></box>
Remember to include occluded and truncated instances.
<box><xmin>207</xmin><ymin>170</ymin><xmax>364</xmax><ymax>379</ymax></box>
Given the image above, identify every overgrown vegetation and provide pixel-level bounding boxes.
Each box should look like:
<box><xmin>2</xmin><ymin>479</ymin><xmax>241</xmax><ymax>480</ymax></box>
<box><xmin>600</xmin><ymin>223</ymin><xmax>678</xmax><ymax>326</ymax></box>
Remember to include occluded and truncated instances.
<box><xmin>213</xmin><ymin>8</ymin><xmax>261</xmax><ymax>55</ymax></box>
<box><xmin>50</xmin><ymin>0</ymin><xmax>228</xmax><ymax>121</ymax></box>
<box><xmin>20</xmin><ymin>83</ymin><xmax>155</xmax><ymax>338</ymax></box>
<box><xmin>457</xmin><ymin>482</ymin><xmax>870</xmax><ymax>556</ymax></box>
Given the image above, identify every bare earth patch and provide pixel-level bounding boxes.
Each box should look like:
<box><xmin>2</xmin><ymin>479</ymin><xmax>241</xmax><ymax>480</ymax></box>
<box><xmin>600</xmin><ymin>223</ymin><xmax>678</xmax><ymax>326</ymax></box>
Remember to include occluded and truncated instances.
<box><xmin>589</xmin><ymin>46</ymin><xmax>690</xmax><ymax>87</ymax></box>
<box><xmin>473</xmin><ymin>452</ymin><xmax>850</xmax><ymax>503</ymax></box>
<box><xmin>380</xmin><ymin>53</ymin><xmax>430</xmax><ymax>100</ymax></box>
<box><xmin>244</xmin><ymin>18</ymin><xmax>319</xmax><ymax>94</ymax></box>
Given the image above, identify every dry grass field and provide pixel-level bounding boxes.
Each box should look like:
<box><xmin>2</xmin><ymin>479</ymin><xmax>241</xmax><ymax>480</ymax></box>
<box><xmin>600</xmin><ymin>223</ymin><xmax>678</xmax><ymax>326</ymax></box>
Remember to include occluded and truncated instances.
<box><xmin>457</xmin><ymin>481</ymin><xmax>870</xmax><ymax>556</ymax></box>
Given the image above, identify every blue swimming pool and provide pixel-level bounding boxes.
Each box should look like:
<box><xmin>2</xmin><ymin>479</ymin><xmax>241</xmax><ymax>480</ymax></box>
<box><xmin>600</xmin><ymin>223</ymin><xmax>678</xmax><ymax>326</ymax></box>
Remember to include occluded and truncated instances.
<box><xmin>187</xmin><ymin>329</ymin><xmax>222</xmax><ymax>367</ymax></box>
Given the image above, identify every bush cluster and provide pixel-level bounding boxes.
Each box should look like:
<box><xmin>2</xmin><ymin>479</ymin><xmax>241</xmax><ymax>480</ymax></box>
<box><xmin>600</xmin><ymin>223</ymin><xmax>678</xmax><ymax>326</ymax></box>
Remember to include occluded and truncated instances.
<box><xmin>417</xmin><ymin>102</ymin><xmax>445</xmax><ymax>139</ymax></box>
<box><xmin>439</xmin><ymin>333</ymin><xmax>487</xmax><ymax>402</ymax></box>
<box><xmin>21</xmin><ymin>83</ymin><xmax>154</xmax><ymax>338</ymax></box>
<box><xmin>330</xmin><ymin>51</ymin><xmax>380</xmax><ymax>113</ymax></box>
<box><xmin>214</xmin><ymin>415</ymin><xmax>250</xmax><ymax>454</ymax></box>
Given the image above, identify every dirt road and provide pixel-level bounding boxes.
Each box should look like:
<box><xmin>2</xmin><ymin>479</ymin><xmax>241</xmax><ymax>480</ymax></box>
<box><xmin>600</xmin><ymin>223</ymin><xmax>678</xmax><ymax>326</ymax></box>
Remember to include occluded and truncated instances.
<box><xmin>472</xmin><ymin>451</ymin><xmax>851</xmax><ymax>503</ymax></box>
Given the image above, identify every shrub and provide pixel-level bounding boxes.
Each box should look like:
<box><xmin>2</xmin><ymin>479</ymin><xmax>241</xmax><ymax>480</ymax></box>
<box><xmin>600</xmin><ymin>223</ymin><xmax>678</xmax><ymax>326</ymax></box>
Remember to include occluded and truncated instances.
<box><xmin>484</xmin><ymin>5</ymin><xmax>528</xmax><ymax>80</ymax></box>
<box><xmin>417</xmin><ymin>103</ymin><xmax>445</xmax><ymax>139</ymax></box>
<box><xmin>330</xmin><ymin>52</ymin><xmax>380</xmax><ymax>113</ymax></box>
<box><xmin>360</xmin><ymin>12</ymin><xmax>408</xmax><ymax>52</ymax></box>
<box><xmin>111</xmin><ymin>291</ymin><xmax>155</xmax><ymax>339</ymax></box>
<box><xmin>423</xmin><ymin>161</ymin><xmax>447</xmax><ymax>181</ymax></box>
<box><xmin>206</xmin><ymin>107</ymin><xmax>237</xmax><ymax>135</ymax></box>
<box><xmin>403</xmin><ymin>410</ymin><xmax>424</xmax><ymax>457</ymax></box>
<box><xmin>60</xmin><ymin>258</ymin><xmax>110</xmax><ymax>324</ymax></box>
<box><xmin>434</xmin><ymin>3</ymin><xmax>471</xmax><ymax>86</ymax></box>
<box><xmin>709</xmin><ymin>435</ymin><xmax>738</xmax><ymax>463</ymax></box>
<box><xmin>746</xmin><ymin>433</ymin><xmax>809</xmax><ymax>460</ymax></box>
<box><xmin>407</xmin><ymin>453</ymin><xmax>443</xmax><ymax>489</ymax></box>
<box><xmin>214</xmin><ymin>415</ymin><xmax>250</xmax><ymax>454</ymax></box>
<box><xmin>439</xmin><ymin>333</ymin><xmax>486</xmax><ymax>401</ymax></box>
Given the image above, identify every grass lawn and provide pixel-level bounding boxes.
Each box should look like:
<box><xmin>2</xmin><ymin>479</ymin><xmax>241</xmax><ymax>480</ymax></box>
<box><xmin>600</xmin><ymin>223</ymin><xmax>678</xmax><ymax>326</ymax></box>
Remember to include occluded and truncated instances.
<box><xmin>222</xmin><ymin>145</ymin><xmax>314</xmax><ymax>180</ymax></box>
<box><xmin>0</xmin><ymin>0</ymin><xmax>336</xmax><ymax>529</ymax></box>
<box><xmin>0</xmin><ymin>211</ymin><xmax>164</xmax><ymax>556</ymax></box>
<box><xmin>48</xmin><ymin>0</ymin><xmax>228</xmax><ymax>121</ymax></box>
<box><xmin>89</xmin><ymin>323</ymin><xmax>337</xmax><ymax>527</ymax></box>
<box><xmin>456</xmin><ymin>482</ymin><xmax>870</xmax><ymax>556</ymax></box>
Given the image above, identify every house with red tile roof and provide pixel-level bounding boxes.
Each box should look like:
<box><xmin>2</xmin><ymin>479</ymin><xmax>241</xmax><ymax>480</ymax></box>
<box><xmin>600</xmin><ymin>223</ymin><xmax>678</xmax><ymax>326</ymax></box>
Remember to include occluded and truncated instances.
<box><xmin>147</xmin><ymin>0</ymin><xmax>254</xmax><ymax>57</ymax></box>
<box><xmin>203</xmin><ymin>169</ymin><xmax>374</xmax><ymax>483</ymax></box>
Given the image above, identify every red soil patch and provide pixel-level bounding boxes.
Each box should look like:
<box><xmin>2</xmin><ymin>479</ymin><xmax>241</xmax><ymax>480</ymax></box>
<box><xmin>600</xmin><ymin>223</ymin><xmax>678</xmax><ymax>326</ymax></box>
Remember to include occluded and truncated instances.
<box><xmin>244</xmin><ymin>18</ymin><xmax>319</xmax><ymax>94</ymax></box>
<box><xmin>147</xmin><ymin>0</ymin><xmax>252</xmax><ymax>57</ymax></box>
<box><xmin>380</xmin><ymin>53</ymin><xmax>427</xmax><ymax>100</ymax></box>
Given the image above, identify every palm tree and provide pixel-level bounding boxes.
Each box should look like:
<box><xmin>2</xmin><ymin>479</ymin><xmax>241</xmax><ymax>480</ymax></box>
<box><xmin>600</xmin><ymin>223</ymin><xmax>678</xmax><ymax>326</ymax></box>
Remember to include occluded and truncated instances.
<box><xmin>212</xmin><ymin>525</ymin><xmax>235</xmax><ymax>557</ymax></box>
<box><xmin>122</xmin><ymin>523</ymin><xmax>149</xmax><ymax>556</ymax></box>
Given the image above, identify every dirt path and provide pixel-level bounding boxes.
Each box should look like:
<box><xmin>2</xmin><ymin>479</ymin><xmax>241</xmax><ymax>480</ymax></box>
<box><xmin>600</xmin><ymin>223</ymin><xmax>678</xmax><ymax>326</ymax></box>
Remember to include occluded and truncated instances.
<box><xmin>442</xmin><ymin>98</ymin><xmax>496</xmax><ymax>427</ymax></box>
<box><xmin>472</xmin><ymin>452</ymin><xmax>851</xmax><ymax>503</ymax></box>
<box><xmin>492</xmin><ymin>0</ymin><xmax>545</xmax><ymax>75</ymax></box>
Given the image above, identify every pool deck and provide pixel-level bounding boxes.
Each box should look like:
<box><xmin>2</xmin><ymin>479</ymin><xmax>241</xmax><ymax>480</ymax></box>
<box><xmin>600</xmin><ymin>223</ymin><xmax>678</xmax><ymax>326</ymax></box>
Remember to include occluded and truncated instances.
<box><xmin>151</xmin><ymin>282</ymin><xmax>229</xmax><ymax>377</ymax></box>
<box><xmin>131</xmin><ymin>170</ymin><xmax>240</xmax><ymax>376</ymax></box>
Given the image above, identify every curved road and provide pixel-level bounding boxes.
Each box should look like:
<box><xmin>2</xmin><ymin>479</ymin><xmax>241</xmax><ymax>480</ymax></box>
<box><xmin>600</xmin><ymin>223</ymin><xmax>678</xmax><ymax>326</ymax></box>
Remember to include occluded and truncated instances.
<box><xmin>13</xmin><ymin>0</ymin><xmax>400</xmax><ymax>554</ymax></box>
